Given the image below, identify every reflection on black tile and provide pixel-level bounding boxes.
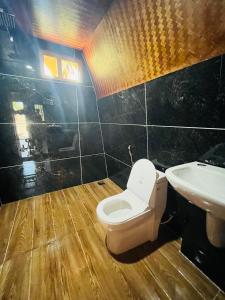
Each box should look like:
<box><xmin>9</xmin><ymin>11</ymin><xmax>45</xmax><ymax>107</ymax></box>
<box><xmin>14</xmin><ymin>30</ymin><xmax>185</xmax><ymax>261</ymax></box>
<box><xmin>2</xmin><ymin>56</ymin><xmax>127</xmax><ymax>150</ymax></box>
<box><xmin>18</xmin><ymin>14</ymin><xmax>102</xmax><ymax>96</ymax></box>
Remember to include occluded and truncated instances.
<box><xmin>77</xmin><ymin>86</ymin><xmax>98</xmax><ymax>122</ymax></box>
<box><xmin>0</xmin><ymin>157</ymin><xmax>81</xmax><ymax>203</ymax></box>
<box><xmin>102</xmin><ymin>124</ymin><xmax>147</xmax><ymax>165</ymax></box>
<box><xmin>82</xmin><ymin>154</ymin><xmax>107</xmax><ymax>184</ymax></box>
<box><xmin>0</xmin><ymin>75</ymin><xmax>78</xmax><ymax>124</ymax></box>
<box><xmin>146</xmin><ymin>56</ymin><xmax>223</xmax><ymax>128</ymax></box>
<box><xmin>0</xmin><ymin>123</ymin><xmax>79</xmax><ymax>167</ymax></box>
<box><xmin>79</xmin><ymin>123</ymin><xmax>103</xmax><ymax>155</ymax></box>
<box><xmin>148</xmin><ymin>126</ymin><xmax>225</xmax><ymax>170</ymax></box>
<box><xmin>98</xmin><ymin>84</ymin><xmax>145</xmax><ymax>124</ymax></box>
<box><xmin>106</xmin><ymin>155</ymin><xmax>130</xmax><ymax>189</ymax></box>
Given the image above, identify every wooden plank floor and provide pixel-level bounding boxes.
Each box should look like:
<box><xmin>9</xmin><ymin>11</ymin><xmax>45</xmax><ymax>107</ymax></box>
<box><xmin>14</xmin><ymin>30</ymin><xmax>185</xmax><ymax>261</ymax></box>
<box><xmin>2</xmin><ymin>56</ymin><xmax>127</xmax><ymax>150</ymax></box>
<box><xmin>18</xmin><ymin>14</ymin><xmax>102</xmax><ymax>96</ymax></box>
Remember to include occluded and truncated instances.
<box><xmin>0</xmin><ymin>178</ymin><xmax>224</xmax><ymax>300</ymax></box>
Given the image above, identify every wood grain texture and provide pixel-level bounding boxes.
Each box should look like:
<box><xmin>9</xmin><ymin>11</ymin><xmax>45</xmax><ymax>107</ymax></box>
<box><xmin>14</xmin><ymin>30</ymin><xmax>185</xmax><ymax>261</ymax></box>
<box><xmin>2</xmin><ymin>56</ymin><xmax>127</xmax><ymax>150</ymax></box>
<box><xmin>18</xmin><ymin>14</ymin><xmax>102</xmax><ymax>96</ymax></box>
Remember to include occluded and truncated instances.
<box><xmin>11</xmin><ymin>0</ymin><xmax>113</xmax><ymax>49</ymax></box>
<box><xmin>0</xmin><ymin>178</ymin><xmax>222</xmax><ymax>299</ymax></box>
<box><xmin>84</xmin><ymin>0</ymin><xmax>225</xmax><ymax>99</ymax></box>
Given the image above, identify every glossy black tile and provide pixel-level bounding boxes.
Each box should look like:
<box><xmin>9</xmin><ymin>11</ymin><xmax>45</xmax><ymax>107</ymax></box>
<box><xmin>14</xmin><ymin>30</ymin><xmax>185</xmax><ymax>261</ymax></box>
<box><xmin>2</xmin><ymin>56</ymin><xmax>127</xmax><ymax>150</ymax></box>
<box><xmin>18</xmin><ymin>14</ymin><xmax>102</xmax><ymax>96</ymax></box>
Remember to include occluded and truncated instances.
<box><xmin>77</xmin><ymin>86</ymin><xmax>98</xmax><ymax>122</ymax></box>
<box><xmin>79</xmin><ymin>123</ymin><xmax>103</xmax><ymax>155</ymax></box>
<box><xmin>102</xmin><ymin>124</ymin><xmax>147</xmax><ymax>165</ymax></box>
<box><xmin>81</xmin><ymin>154</ymin><xmax>107</xmax><ymax>184</ymax></box>
<box><xmin>146</xmin><ymin>56</ymin><xmax>224</xmax><ymax>128</ymax></box>
<box><xmin>0</xmin><ymin>75</ymin><xmax>78</xmax><ymax>123</ymax></box>
<box><xmin>106</xmin><ymin>155</ymin><xmax>131</xmax><ymax>190</ymax></box>
<box><xmin>0</xmin><ymin>123</ymin><xmax>79</xmax><ymax>167</ymax></box>
<box><xmin>148</xmin><ymin>126</ymin><xmax>225</xmax><ymax>170</ymax></box>
<box><xmin>0</xmin><ymin>157</ymin><xmax>81</xmax><ymax>203</ymax></box>
<box><xmin>181</xmin><ymin>203</ymin><xmax>225</xmax><ymax>291</ymax></box>
<box><xmin>98</xmin><ymin>84</ymin><xmax>146</xmax><ymax>124</ymax></box>
<box><xmin>33</xmin><ymin>81</ymin><xmax>77</xmax><ymax>123</ymax></box>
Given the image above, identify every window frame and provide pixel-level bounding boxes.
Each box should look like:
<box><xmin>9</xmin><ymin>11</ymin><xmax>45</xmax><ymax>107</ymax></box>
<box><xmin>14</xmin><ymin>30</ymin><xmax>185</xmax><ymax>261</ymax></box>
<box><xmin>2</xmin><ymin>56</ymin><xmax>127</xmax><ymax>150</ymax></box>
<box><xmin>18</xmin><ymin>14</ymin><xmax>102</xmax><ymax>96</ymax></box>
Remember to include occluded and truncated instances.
<box><xmin>40</xmin><ymin>51</ymin><xmax>81</xmax><ymax>83</ymax></box>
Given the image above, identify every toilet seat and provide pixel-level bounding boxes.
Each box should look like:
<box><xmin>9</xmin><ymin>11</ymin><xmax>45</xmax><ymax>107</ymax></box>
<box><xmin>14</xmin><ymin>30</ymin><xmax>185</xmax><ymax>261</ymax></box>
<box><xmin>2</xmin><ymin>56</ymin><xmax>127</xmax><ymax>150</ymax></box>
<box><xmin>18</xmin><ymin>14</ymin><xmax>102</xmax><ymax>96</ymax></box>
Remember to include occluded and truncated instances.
<box><xmin>97</xmin><ymin>190</ymin><xmax>148</xmax><ymax>226</ymax></box>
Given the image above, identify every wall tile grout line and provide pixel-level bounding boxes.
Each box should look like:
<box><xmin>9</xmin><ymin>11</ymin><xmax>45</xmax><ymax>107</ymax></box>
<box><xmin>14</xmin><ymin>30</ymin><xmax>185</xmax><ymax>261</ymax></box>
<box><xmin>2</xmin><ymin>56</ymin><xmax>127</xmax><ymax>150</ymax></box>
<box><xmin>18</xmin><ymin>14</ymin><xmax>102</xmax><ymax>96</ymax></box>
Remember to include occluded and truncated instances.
<box><xmin>144</xmin><ymin>83</ymin><xmax>149</xmax><ymax>159</ymax></box>
<box><xmin>105</xmin><ymin>153</ymin><xmax>132</xmax><ymax>168</ymax></box>
<box><xmin>0</xmin><ymin>153</ymin><xmax>105</xmax><ymax>171</ymax></box>
<box><xmin>76</xmin><ymin>86</ymin><xmax>83</xmax><ymax>184</ymax></box>
<box><xmin>1</xmin><ymin>121</ymin><xmax>225</xmax><ymax>131</ymax></box>
<box><xmin>0</xmin><ymin>122</ymin><xmax>100</xmax><ymax>125</ymax></box>
<box><xmin>0</xmin><ymin>71</ymin><xmax>93</xmax><ymax>87</ymax></box>
<box><xmin>82</xmin><ymin>52</ymin><xmax>109</xmax><ymax>178</ymax></box>
<box><xmin>147</xmin><ymin>124</ymin><xmax>225</xmax><ymax>131</ymax></box>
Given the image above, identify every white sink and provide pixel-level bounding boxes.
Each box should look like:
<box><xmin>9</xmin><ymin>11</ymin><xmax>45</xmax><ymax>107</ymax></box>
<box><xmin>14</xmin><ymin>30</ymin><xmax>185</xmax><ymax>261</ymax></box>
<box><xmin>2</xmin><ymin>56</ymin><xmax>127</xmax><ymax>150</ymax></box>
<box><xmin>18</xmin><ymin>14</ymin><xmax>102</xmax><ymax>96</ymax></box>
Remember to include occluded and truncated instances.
<box><xmin>165</xmin><ymin>162</ymin><xmax>225</xmax><ymax>248</ymax></box>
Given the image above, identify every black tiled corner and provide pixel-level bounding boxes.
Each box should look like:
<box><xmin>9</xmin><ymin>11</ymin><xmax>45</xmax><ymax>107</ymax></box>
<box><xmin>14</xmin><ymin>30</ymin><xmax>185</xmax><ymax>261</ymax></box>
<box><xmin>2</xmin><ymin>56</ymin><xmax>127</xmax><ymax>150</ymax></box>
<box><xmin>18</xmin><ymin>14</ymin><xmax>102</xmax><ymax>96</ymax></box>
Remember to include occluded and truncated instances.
<box><xmin>146</xmin><ymin>56</ymin><xmax>223</xmax><ymax>128</ymax></box>
<box><xmin>82</xmin><ymin>154</ymin><xmax>107</xmax><ymax>184</ymax></box>
<box><xmin>106</xmin><ymin>155</ymin><xmax>131</xmax><ymax>190</ymax></box>
<box><xmin>148</xmin><ymin>126</ymin><xmax>225</xmax><ymax>170</ymax></box>
<box><xmin>0</xmin><ymin>157</ymin><xmax>81</xmax><ymax>203</ymax></box>
<box><xmin>79</xmin><ymin>123</ymin><xmax>103</xmax><ymax>155</ymax></box>
<box><xmin>77</xmin><ymin>86</ymin><xmax>98</xmax><ymax>122</ymax></box>
<box><xmin>98</xmin><ymin>84</ymin><xmax>146</xmax><ymax>124</ymax></box>
<box><xmin>102</xmin><ymin>124</ymin><xmax>147</xmax><ymax>165</ymax></box>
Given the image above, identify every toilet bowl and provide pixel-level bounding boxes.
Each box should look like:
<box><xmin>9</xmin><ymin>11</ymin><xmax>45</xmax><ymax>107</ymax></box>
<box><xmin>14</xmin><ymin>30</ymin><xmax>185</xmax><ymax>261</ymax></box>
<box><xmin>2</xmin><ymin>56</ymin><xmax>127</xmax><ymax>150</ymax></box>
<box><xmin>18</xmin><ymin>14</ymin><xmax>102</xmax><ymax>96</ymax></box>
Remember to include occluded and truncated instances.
<box><xmin>96</xmin><ymin>159</ymin><xmax>168</xmax><ymax>254</ymax></box>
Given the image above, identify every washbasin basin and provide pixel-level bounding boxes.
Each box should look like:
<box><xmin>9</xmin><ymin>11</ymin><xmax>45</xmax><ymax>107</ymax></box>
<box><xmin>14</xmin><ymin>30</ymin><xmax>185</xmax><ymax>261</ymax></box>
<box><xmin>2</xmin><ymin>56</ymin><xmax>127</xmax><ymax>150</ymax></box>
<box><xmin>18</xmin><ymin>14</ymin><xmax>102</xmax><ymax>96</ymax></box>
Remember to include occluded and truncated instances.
<box><xmin>165</xmin><ymin>162</ymin><xmax>225</xmax><ymax>247</ymax></box>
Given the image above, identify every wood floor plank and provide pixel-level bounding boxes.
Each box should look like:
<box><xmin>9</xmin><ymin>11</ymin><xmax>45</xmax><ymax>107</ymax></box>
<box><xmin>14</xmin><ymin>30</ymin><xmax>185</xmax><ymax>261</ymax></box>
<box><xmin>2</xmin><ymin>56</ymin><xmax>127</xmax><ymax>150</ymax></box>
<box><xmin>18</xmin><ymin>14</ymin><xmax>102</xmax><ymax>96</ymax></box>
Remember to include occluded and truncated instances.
<box><xmin>64</xmin><ymin>187</ymin><xmax>93</xmax><ymax>231</ymax></box>
<box><xmin>0</xmin><ymin>251</ymin><xmax>31</xmax><ymax>300</ymax></box>
<box><xmin>216</xmin><ymin>291</ymin><xmax>225</xmax><ymax>300</ymax></box>
<box><xmin>159</xmin><ymin>242</ymin><xmax>219</xmax><ymax>299</ymax></box>
<box><xmin>0</xmin><ymin>202</ymin><xmax>18</xmax><ymax>264</ymax></box>
<box><xmin>30</xmin><ymin>241</ymin><xmax>64</xmax><ymax>300</ymax></box>
<box><xmin>118</xmin><ymin>261</ymin><xmax>169</xmax><ymax>300</ymax></box>
<box><xmin>0</xmin><ymin>179</ymin><xmax>222</xmax><ymax>299</ymax></box>
<box><xmin>50</xmin><ymin>190</ymin><xmax>73</xmax><ymax>239</ymax></box>
<box><xmin>143</xmin><ymin>249</ymin><xmax>204</xmax><ymax>299</ymax></box>
<box><xmin>33</xmin><ymin>194</ymin><xmax>55</xmax><ymax>249</ymax></box>
<box><xmin>5</xmin><ymin>199</ymin><xmax>34</xmax><ymax>261</ymax></box>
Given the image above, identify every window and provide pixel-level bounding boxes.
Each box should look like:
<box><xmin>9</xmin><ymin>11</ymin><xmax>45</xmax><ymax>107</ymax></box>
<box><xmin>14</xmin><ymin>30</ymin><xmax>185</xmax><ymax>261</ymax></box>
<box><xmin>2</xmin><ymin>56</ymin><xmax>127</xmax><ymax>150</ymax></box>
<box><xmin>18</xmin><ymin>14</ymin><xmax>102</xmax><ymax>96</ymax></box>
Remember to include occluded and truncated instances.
<box><xmin>43</xmin><ymin>54</ymin><xmax>58</xmax><ymax>78</ymax></box>
<box><xmin>41</xmin><ymin>52</ymin><xmax>80</xmax><ymax>82</ymax></box>
<box><xmin>61</xmin><ymin>59</ymin><xmax>79</xmax><ymax>81</ymax></box>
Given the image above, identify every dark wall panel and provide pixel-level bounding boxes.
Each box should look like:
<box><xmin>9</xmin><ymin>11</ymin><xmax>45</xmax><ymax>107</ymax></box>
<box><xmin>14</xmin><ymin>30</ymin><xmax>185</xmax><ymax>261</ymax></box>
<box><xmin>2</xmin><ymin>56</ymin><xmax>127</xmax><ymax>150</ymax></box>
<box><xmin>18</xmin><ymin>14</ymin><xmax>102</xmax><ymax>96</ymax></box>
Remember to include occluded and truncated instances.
<box><xmin>0</xmin><ymin>29</ymin><xmax>107</xmax><ymax>203</ymax></box>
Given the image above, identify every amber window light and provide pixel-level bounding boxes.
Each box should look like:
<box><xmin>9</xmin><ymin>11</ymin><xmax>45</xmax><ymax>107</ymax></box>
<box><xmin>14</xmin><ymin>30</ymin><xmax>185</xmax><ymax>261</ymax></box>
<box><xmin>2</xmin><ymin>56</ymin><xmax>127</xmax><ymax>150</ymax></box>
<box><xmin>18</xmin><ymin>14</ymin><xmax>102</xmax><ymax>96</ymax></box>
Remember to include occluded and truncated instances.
<box><xmin>43</xmin><ymin>54</ymin><xmax>59</xmax><ymax>78</ymax></box>
<box><xmin>42</xmin><ymin>53</ymin><xmax>80</xmax><ymax>82</ymax></box>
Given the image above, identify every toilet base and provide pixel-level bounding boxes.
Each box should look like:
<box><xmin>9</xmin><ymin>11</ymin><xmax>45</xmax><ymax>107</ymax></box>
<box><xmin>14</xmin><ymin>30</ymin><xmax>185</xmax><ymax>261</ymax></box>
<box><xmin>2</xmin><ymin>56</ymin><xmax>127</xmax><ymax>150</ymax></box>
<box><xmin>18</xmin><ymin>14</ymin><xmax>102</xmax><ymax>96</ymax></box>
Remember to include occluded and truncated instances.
<box><xmin>106</xmin><ymin>213</ymin><xmax>160</xmax><ymax>254</ymax></box>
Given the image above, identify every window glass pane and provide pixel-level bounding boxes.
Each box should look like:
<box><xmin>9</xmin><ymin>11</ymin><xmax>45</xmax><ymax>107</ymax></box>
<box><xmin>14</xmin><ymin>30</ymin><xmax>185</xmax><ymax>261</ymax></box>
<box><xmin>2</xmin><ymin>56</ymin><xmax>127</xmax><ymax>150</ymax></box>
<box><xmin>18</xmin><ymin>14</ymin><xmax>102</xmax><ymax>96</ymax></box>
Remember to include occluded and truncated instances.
<box><xmin>43</xmin><ymin>54</ymin><xmax>58</xmax><ymax>78</ymax></box>
<box><xmin>61</xmin><ymin>59</ymin><xmax>80</xmax><ymax>81</ymax></box>
<box><xmin>12</xmin><ymin>101</ymin><xmax>24</xmax><ymax>111</ymax></box>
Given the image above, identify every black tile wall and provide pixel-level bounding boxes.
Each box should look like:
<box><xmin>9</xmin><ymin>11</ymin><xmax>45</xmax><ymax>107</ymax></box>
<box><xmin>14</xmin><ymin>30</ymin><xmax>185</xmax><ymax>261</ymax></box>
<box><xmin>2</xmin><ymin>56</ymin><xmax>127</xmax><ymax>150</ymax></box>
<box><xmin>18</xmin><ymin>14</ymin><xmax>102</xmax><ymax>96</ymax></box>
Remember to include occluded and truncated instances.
<box><xmin>77</xmin><ymin>86</ymin><xmax>99</xmax><ymax>122</ymax></box>
<box><xmin>98</xmin><ymin>84</ymin><xmax>146</xmax><ymax>124</ymax></box>
<box><xmin>98</xmin><ymin>54</ymin><xmax>225</xmax><ymax>291</ymax></box>
<box><xmin>102</xmin><ymin>124</ymin><xmax>147</xmax><ymax>165</ymax></box>
<box><xmin>105</xmin><ymin>155</ymin><xmax>131</xmax><ymax>190</ymax></box>
<box><xmin>146</xmin><ymin>56</ymin><xmax>225</xmax><ymax>128</ymax></box>
<box><xmin>79</xmin><ymin>123</ymin><xmax>104</xmax><ymax>156</ymax></box>
<box><xmin>0</xmin><ymin>28</ymin><xmax>107</xmax><ymax>203</ymax></box>
<box><xmin>82</xmin><ymin>154</ymin><xmax>107</xmax><ymax>184</ymax></box>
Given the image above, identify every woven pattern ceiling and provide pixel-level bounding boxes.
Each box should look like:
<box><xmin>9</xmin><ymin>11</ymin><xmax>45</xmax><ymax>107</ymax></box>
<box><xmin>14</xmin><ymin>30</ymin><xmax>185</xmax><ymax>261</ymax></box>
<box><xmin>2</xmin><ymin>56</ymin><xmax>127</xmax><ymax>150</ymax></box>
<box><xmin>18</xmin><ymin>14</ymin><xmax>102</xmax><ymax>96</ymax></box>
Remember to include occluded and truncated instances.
<box><xmin>84</xmin><ymin>0</ymin><xmax>225</xmax><ymax>99</ymax></box>
<box><xmin>13</xmin><ymin>0</ymin><xmax>113</xmax><ymax>49</ymax></box>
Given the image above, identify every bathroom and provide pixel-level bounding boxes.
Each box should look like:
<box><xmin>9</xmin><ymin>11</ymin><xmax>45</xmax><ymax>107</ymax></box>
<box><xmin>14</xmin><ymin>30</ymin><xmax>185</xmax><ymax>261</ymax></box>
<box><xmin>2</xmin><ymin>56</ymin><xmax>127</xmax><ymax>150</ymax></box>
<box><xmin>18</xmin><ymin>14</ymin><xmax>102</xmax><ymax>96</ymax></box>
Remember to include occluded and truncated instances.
<box><xmin>0</xmin><ymin>0</ymin><xmax>225</xmax><ymax>298</ymax></box>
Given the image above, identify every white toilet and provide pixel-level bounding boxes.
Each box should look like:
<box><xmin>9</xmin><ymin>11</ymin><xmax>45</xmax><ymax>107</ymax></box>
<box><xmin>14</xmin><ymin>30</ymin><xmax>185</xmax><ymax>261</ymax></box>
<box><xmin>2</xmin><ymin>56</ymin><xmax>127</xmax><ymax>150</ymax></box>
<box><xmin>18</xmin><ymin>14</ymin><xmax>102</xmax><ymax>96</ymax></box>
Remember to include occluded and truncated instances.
<box><xmin>96</xmin><ymin>159</ymin><xmax>168</xmax><ymax>254</ymax></box>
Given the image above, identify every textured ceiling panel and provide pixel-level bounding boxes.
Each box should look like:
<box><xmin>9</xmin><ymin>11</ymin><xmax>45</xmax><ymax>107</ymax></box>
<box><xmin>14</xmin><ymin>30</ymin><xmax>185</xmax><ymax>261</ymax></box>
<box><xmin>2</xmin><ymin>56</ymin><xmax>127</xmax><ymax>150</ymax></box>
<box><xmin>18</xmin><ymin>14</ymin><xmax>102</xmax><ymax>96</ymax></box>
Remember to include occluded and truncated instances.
<box><xmin>84</xmin><ymin>0</ymin><xmax>225</xmax><ymax>99</ymax></box>
<box><xmin>31</xmin><ymin>0</ymin><xmax>113</xmax><ymax>49</ymax></box>
<box><xmin>4</xmin><ymin>0</ymin><xmax>113</xmax><ymax>49</ymax></box>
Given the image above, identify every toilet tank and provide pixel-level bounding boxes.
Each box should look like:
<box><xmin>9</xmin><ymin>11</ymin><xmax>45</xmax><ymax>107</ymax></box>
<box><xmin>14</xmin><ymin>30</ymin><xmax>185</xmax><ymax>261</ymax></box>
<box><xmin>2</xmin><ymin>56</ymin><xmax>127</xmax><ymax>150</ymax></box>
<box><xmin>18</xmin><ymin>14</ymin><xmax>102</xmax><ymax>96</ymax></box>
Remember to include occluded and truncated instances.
<box><xmin>150</xmin><ymin>170</ymin><xmax>168</xmax><ymax>211</ymax></box>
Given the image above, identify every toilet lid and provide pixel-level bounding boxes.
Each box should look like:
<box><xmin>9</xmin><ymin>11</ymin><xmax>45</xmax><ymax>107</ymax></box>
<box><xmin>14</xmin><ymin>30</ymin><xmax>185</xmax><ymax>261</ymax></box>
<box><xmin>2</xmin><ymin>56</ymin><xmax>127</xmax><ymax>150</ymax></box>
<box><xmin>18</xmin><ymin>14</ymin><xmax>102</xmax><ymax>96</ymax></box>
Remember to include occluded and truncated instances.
<box><xmin>127</xmin><ymin>159</ymin><xmax>156</xmax><ymax>205</ymax></box>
